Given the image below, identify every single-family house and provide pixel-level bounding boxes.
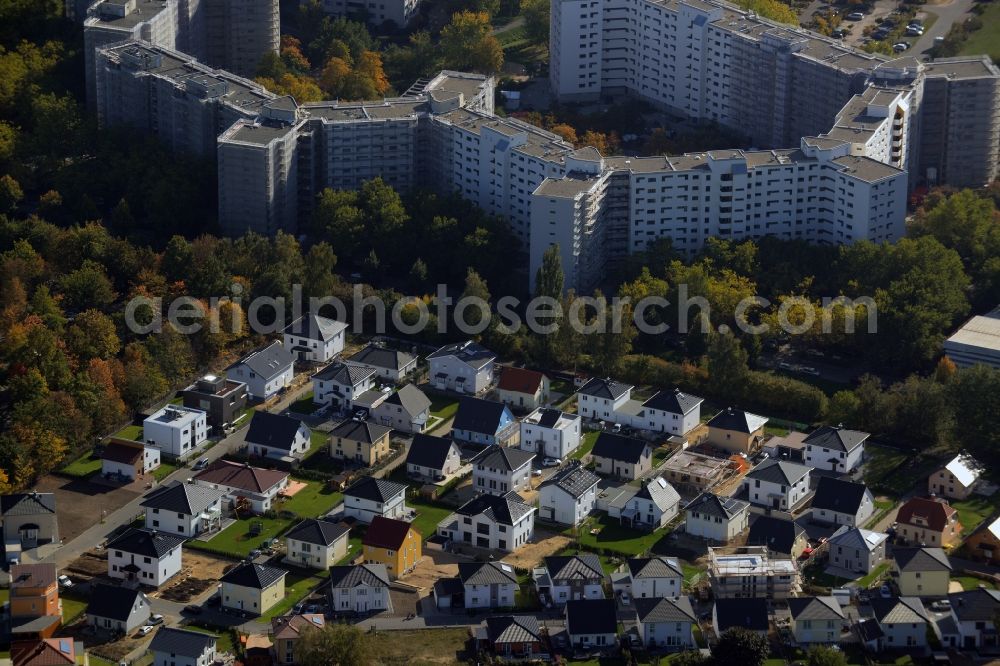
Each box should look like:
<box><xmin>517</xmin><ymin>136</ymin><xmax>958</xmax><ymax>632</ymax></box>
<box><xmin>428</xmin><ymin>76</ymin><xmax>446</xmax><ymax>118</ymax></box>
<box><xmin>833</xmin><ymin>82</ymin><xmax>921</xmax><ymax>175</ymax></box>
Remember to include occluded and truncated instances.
<box><xmin>342</xmin><ymin>477</ymin><xmax>408</xmax><ymax>524</ymax></box>
<box><xmin>941</xmin><ymin>588</ymin><xmax>1000</xmax><ymax>650</ymax></box>
<box><xmin>405</xmin><ymin>433</ymin><xmax>462</xmax><ymax>482</ymax></box>
<box><xmin>495</xmin><ymin>367</ymin><xmax>549</xmax><ymax>411</ymax></box>
<box><xmin>427</xmin><ymin>341</ymin><xmax>495</xmax><ymax>394</ymax></box>
<box><xmin>86</xmin><ymin>584</ymin><xmax>151</xmax><ymax>635</ymax></box>
<box><xmin>193</xmin><ymin>460</ymin><xmax>289</xmax><ymax>514</ymax></box>
<box><xmin>895</xmin><ymin>496</ymin><xmax>962</xmax><ymax>548</ymax></box>
<box><xmin>622</xmin><ymin>477</ymin><xmax>681</xmax><ymax>530</ymax></box>
<box><xmin>928</xmin><ymin>452</ymin><xmax>984</xmax><ymax>500</ymax></box>
<box><xmin>538</xmin><ymin>462</ymin><xmax>600</xmax><ymax>526</ymax></box>
<box><xmin>743</xmin><ymin>459</ymin><xmax>811</xmax><ymax>511</ymax></box>
<box><xmin>460</xmin><ymin>561</ymin><xmax>519</xmax><ymax>609</ymax></box>
<box><xmin>312</xmin><ymin>362</ymin><xmax>376</xmax><ymax>413</ymax></box>
<box><xmin>283</xmin><ymin>314</ymin><xmax>347</xmax><ymax>364</ymax></box>
<box><xmin>140</xmin><ymin>481</ymin><xmax>224</xmax><ymax>537</ymax></box>
<box><xmin>182</xmin><ymin>374</ymin><xmax>248</xmax><ymax>432</ymax></box>
<box><xmin>150</xmin><ymin>627</ymin><xmax>217</xmax><ymax>666</ymax></box>
<box><xmin>9</xmin><ymin>564</ymin><xmax>60</xmax><ymax>634</ymax></box>
<box><xmin>271</xmin><ymin>614</ymin><xmax>325</xmax><ymax>665</ymax></box>
<box><xmin>827</xmin><ymin>526</ymin><xmax>887</xmax><ymax>575</ymax></box>
<box><xmin>747</xmin><ymin>515</ymin><xmax>809</xmax><ymax>559</ymax></box>
<box><xmin>803</xmin><ymin>425</ymin><xmax>869</xmax><ymax>474</ymax></box>
<box><xmin>345</xmin><ymin>344</ymin><xmax>417</xmax><ymax>382</ymax></box>
<box><xmin>706</xmin><ymin>408</ymin><xmax>768</xmax><ymax>455</ymax></box>
<box><xmin>220</xmin><ymin>562</ymin><xmax>286</xmax><ymax>615</ymax></box>
<box><xmin>869</xmin><ymin>597</ymin><xmax>928</xmax><ymax>650</ymax></box>
<box><xmin>101</xmin><ymin>440</ymin><xmax>160</xmax><ymax>480</ymax></box>
<box><xmin>106</xmin><ymin>528</ymin><xmax>185</xmax><ymax>587</ymax></box>
<box><xmin>437</xmin><ymin>492</ymin><xmax>535</xmax><ymax>552</ymax></box>
<box><xmin>637</xmin><ymin>388</ymin><xmax>704</xmax><ymax>436</ymax></box>
<box><xmin>891</xmin><ymin>547</ymin><xmax>952</xmax><ymax>597</ymax></box>
<box><xmin>811</xmin><ymin>477</ymin><xmax>875</xmax><ymax>527</ymax></box>
<box><xmin>329</xmin><ymin>419</ymin><xmax>392</xmax><ymax>466</ymax></box>
<box><xmin>539</xmin><ymin>553</ymin><xmax>605</xmax><ymax>605</ymax></box>
<box><xmin>471</xmin><ymin>446</ymin><xmax>535</xmax><ymax>496</ymax></box>
<box><xmin>143</xmin><ymin>405</ymin><xmax>209</xmax><ymax>459</ymax></box>
<box><xmin>451</xmin><ymin>397</ymin><xmax>519</xmax><ymax>447</ymax></box>
<box><xmin>591</xmin><ymin>433</ymin><xmax>651</xmax><ymax>481</ymax></box>
<box><xmin>713</xmin><ymin>597</ymin><xmax>770</xmax><ymax>637</ymax></box>
<box><xmin>477</xmin><ymin>616</ymin><xmax>548</xmax><ymax>660</ymax></box>
<box><xmin>575</xmin><ymin>377</ymin><xmax>632</xmax><ymax>421</ymax></box>
<box><xmin>965</xmin><ymin>515</ymin><xmax>1000</xmax><ymax>565</ymax></box>
<box><xmin>788</xmin><ymin>596</ymin><xmax>845</xmax><ymax>645</ymax></box>
<box><xmin>226</xmin><ymin>341</ymin><xmax>295</xmax><ymax>401</ymax></box>
<box><xmin>362</xmin><ymin>517</ymin><xmax>421</xmax><ymax>578</ymax></box>
<box><xmin>519</xmin><ymin>408</ymin><xmax>581</xmax><ymax>460</ymax></box>
<box><xmin>626</xmin><ymin>556</ymin><xmax>684</xmax><ymax>599</ymax></box>
<box><xmin>10</xmin><ymin>639</ymin><xmax>81</xmax><ymax>666</ymax></box>
<box><xmin>565</xmin><ymin>599</ymin><xmax>618</xmax><ymax>648</ymax></box>
<box><xmin>371</xmin><ymin>384</ymin><xmax>431</xmax><ymax>433</ymax></box>
<box><xmin>684</xmin><ymin>492</ymin><xmax>751</xmax><ymax>543</ymax></box>
<box><xmin>634</xmin><ymin>597</ymin><xmax>698</xmax><ymax>649</ymax></box>
<box><xmin>1</xmin><ymin>493</ymin><xmax>59</xmax><ymax>550</ymax></box>
<box><xmin>328</xmin><ymin>564</ymin><xmax>392</xmax><ymax>614</ymax></box>
<box><xmin>284</xmin><ymin>518</ymin><xmax>351</xmax><ymax>570</ymax></box>
<box><xmin>245</xmin><ymin>412</ymin><xmax>311</xmax><ymax>461</ymax></box>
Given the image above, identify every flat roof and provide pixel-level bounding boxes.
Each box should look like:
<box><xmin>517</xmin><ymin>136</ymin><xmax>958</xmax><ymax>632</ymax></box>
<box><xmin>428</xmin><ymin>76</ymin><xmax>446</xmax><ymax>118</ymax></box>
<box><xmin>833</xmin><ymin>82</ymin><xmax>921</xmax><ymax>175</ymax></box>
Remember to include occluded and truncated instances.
<box><xmin>534</xmin><ymin>173</ymin><xmax>601</xmax><ymax>198</ymax></box>
<box><xmin>224</xmin><ymin>122</ymin><xmax>295</xmax><ymax>145</ymax></box>
<box><xmin>945</xmin><ymin>309</ymin><xmax>1000</xmax><ymax>351</ymax></box>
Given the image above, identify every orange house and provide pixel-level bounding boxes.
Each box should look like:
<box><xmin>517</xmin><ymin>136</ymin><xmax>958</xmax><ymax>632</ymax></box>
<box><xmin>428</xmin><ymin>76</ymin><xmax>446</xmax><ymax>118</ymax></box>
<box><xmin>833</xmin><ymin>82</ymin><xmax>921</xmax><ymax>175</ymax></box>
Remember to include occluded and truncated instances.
<box><xmin>10</xmin><ymin>564</ymin><xmax>61</xmax><ymax>619</ymax></box>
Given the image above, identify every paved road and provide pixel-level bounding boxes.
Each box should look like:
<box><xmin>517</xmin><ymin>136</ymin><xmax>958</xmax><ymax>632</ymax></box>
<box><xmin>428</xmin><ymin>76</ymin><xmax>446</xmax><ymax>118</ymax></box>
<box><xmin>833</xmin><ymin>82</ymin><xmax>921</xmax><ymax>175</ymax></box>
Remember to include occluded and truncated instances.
<box><xmin>910</xmin><ymin>0</ymin><xmax>976</xmax><ymax>54</ymax></box>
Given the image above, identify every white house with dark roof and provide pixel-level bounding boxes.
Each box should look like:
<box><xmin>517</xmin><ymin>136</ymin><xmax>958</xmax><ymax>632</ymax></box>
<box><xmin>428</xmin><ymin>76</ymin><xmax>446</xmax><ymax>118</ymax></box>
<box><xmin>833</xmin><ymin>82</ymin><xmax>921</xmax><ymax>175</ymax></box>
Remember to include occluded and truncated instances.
<box><xmin>747</xmin><ymin>515</ymin><xmax>809</xmax><ymax>558</ymax></box>
<box><xmin>244</xmin><ymin>411</ymin><xmax>310</xmax><ymax>461</ymax></box>
<box><xmin>928</xmin><ymin>452</ymin><xmax>984</xmax><ymax>500</ymax></box>
<box><xmin>788</xmin><ymin>596</ymin><xmax>845</xmax><ymax>645</ymax></box>
<box><xmin>803</xmin><ymin>425</ymin><xmax>869</xmax><ymax>473</ymax></box>
<box><xmin>519</xmin><ymin>408</ymin><xmax>581</xmax><ymax>460</ymax></box>
<box><xmin>537</xmin><ymin>553</ymin><xmax>605</xmax><ymax>605</ymax></box>
<box><xmin>591</xmin><ymin>432</ymin><xmax>652</xmax><ymax>480</ymax></box>
<box><xmin>107</xmin><ymin>528</ymin><xmax>185</xmax><ymax>587</ymax></box>
<box><xmin>193</xmin><ymin>460</ymin><xmax>289</xmax><ymax>514</ymax></box>
<box><xmin>451</xmin><ymin>397</ymin><xmax>519</xmax><ymax>447</ymax></box>
<box><xmin>1</xmin><ymin>492</ymin><xmax>59</xmax><ymax>548</ymax></box>
<box><xmin>576</xmin><ymin>377</ymin><xmax>633</xmax><ymax>421</ymax></box>
<box><xmin>140</xmin><ymin>481</ymin><xmax>224</xmax><ymax>537</ymax></box>
<box><xmin>460</xmin><ymin>561</ymin><xmax>519</xmax><ymax>609</ymax></box>
<box><xmin>371</xmin><ymin>384</ymin><xmax>431</xmax><ymax>433</ymax></box>
<box><xmin>635</xmin><ymin>388</ymin><xmax>703</xmax><ymax>436</ymax></box>
<box><xmin>437</xmin><ymin>492</ymin><xmax>535</xmax><ymax>552</ymax></box>
<box><xmin>684</xmin><ymin>492</ymin><xmax>751</xmax><ymax>543</ymax></box>
<box><xmin>427</xmin><ymin>340</ymin><xmax>495</xmax><ymax>394</ymax></box>
<box><xmin>810</xmin><ymin>476</ymin><xmax>875</xmax><ymax>527</ymax></box>
<box><xmin>342</xmin><ymin>477</ymin><xmax>408</xmax><ymax>524</ymax></box>
<box><xmin>538</xmin><ymin>462</ymin><xmax>600</xmax><ymax>526</ymax></box>
<box><xmin>565</xmin><ymin>599</ymin><xmax>618</xmax><ymax>648</ymax></box>
<box><xmin>472</xmin><ymin>446</ymin><xmax>535</xmax><ymax>496</ymax></box>
<box><xmin>284</xmin><ymin>518</ymin><xmax>351</xmax><ymax>569</ymax></box>
<box><xmin>282</xmin><ymin>314</ymin><xmax>347</xmax><ymax>364</ymax></box>
<box><xmin>220</xmin><ymin>562</ymin><xmax>286</xmax><ymax>614</ymax></box>
<box><xmin>312</xmin><ymin>362</ymin><xmax>376</xmax><ymax>413</ymax></box>
<box><xmin>940</xmin><ymin>587</ymin><xmax>1000</xmax><ymax>649</ymax></box>
<box><xmin>622</xmin><ymin>477</ymin><xmax>681</xmax><ymax>530</ymax></box>
<box><xmin>328</xmin><ymin>564</ymin><xmax>392</xmax><ymax>613</ymax></box>
<box><xmin>226</xmin><ymin>341</ymin><xmax>295</xmax><ymax>401</ymax></box>
<box><xmin>150</xmin><ymin>627</ymin><xmax>217</xmax><ymax>666</ymax></box>
<box><xmin>405</xmin><ymin>433</ymin><xmax>462</xmax><ymax>481</ymax></box>
<box><xmin>345</xmin><ymin>343</ymin><xmax>417</xmax><ymax>382</ymax></box>
<box><xmin>87</xmin><ymin>583</ymin><xmax>151</xmax><ymax>634</ymax></box>
<box><xmin>634</xmin><ymin>597</ymin><xmax>698</xmax><ymax>649</ymax></box>
<box><xmin>143</xmin><ymin>405</ymin><xmax>209</xmax><ymax>458</ymax></box>
<box><xmin>743</xmin><ymin>459</ymin><xmax>812</xmax><ymax>510</ymax></box>
<box><xmin>827</xmin><ymin>526</ymin><xmax>887</xmax><ymax>574</ymax></box>
<box><xmin>869</xmin><ymin>597</ymin><xmax>929</xmax><ymax>650</ymax></box>
<box><xmin>625</xmin><ymin>557</ymin><xmax>684</xmax><ymax>599</ymax></box>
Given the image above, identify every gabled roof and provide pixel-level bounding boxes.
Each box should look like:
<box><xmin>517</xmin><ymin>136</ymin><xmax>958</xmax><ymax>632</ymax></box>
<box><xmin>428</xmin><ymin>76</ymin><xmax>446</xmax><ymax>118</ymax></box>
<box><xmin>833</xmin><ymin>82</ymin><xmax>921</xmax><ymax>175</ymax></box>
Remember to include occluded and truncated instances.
<box><xmin>896</xmin><ymin>496</ymin><xmax>959</xmax><ymax>532</ymax></box>
<box><xmin>140</xmin><ymin>481</ymin><xmax>224</xmax><ymax>515</ymax></box>
<box><xmin>283</xmin><ymin>314</ymin><xmax>347</xmax><ymax>343</ymax></box>
<box><xmin>454</xmin><ymin>492</ymin><xmax>534</xmax><ymax>526</ymax></box>
<box><xmin>544</xmin><ymin>553</ymin><xmax>603</xmax><ymax>581</ymax></box>
<box><xmin>486</xmin><ymin>616</ymin><xmax>542</xmax><ymax>644</ymax></box>
<box><xmin>566</xmin><ymin>599</ymin><xmax>618</xmax><ymax>635</ymax></box>
<box><xmin>747</xmin><ymin>515</ymin><xmax>806</xmax><ymax>555</ymax></box>
<box><xmin>347</xmin><ymin>344</ymin><xmax>416</xmax><ymax>372</ymax></box>
<box><xmin>634</xmin><ymin>597</ymin><xmax>697</xmax><ymax>624</ymax></box>
<box><xmin>313</xmin><ymin>361</ymin><xmax>375</xmax><ymax>387</ymax></box>
<box><xmin>591</xmin><ymin>432</ymin><xmax>649</xmax><ymax>464</ymax></box>
<box><xmin>343</xmin><ymin>476</ymin><xmax>407</xmax><ymax>503</ymax></box>
<box><xmin>539</xmin><ymin>462</ymin><xmax>600</xmax><ymax>499</ymax></box>
<box><xmin>707</xmin><ymin>407</ymin><xmax>768</xmax><ymax>433</ymax></box>
<box><xmin>577</xmin><ymin>377</ymin><xmax>632</xmax><ymax>400</ymax></box>
<box><xmin>245</xmin><ymin>412</ymin><xmax>307</xmax><ymax>451</ymax></box>
<box><xmin>194</xmin><ymin>460</ymin><xmax>288</xmax><ymax>494</ymax></box>
<box><xmin>497</xmin><ymin>367</ymin><xmax>546</xmax><ymax>395</ymax></box>
<box><xmin>101</xmin><ymin>440</ymin><xmax>145</xmax><ymax>465</ymax></box>
<box><xmin>1</xmin><ymin>492</ymin><xmax>56</xmax><ymax>516</ymax></box>
<box><xmin>828</xmin><ymin>526</ymin><xmax>887</xmax><ymax>552</ymax></box>
<box><xmin>11</xmin><ymin>639</ymin><xmax>76</xmax><ymax>666</ymax></box>
<box><xmin>330</xmin><ymin>419</ymin><xmax>392</xmax><ymax>445</ymax></box>
<box><xmin>641</xmin><ymin>388</ymin><xmax>703</xmax><ymax>415</ymax></box>
<box><xmin>427</xmin><ymin>341</ymin><xmax>495</xmax><ymax>369</ymax></box>
<box><xmin>525</xmin><ymin>407</ymin><xmax>577</xmax><ymax>430</ymax></box>
<box><xmin>229</xmin><ymin>341</ymin><xmax>294</xmax><ymax>381</ymax></box>
<box><xmin>857</xmin><ymin>618</ymin><xmax>884</xmax><ymax>642</ymax></box>
<box><xmin>329</xmin><ymin>563</ymin><xmax>390</xmax><ymax>589</ymax></box>
<box><xmin>87</xmin><ymin>584</ymin><xmax>146</xmax><ymax>621</ymax></box>
<box><xmin>452</xmin><ymin>398</ymin><xmax>510</xmax><ymax>435</ymax></box>
<box><xmin>271</xmin><ymin>614</ymin><xmax>325</xmax><ymax>640</ymax></box>
<box><xmin>948</xmin><ymin>588</ymin><xmax>1000</xmax><ymax>621</ymax></box>
<box><xmin>746</xmin><ymin>459</ymin><xmax>811</xmax><ymax>486</ymax></box>
<box><xmin>892</xmin><ymin>547</ymin><xmax>952</xmax><ymax>573</ymax></box>
<box><xmin>633</xmin><ymin>477</ymin><xmax>680</xmax><ymax>512</ymax></box>
<box><xmin>363</xmin><ymin>516</ymin><xmax>417</xmax><ymax>550</ymax></box>
<box><xmin>788</xmin><ymin>596</ymin><xmax>845</xmax><ymax>621</ymax></box>
<box><xmin>627</xmin><ymin>556</ymin><xmax>684</xmax><ymax>579</ymax></box>
<box><xmin>405</xmin><ymin>433</ymin><xmax>460</xmax><ymax>470</ymax></box>
<box><xmin>106</xmin><ymin>528</ymin><xmax>185</xmax><ymax>558</ymax></box>
<box><xmin>10</xmin><ymin>564</ymin><xmax>57</xmax><ymax>590</ymax></box>
<box><xmin>382</xmin><ymin>384</ymin><xmax>431</xmax><ymax>416</ymax></box>
<box><xmin>811</xmin><ymin>477</ymin><xmax>871</xmax><ymax>515</ymax></box>
<box><xmin>714</xmin><ymin>597</ymin><xmax>769</xmax><ymax>632</ymax></box>
<box><xmin>684</xmin><ymin>492</ymin><xmax>749</xmax><ymax>521</ymax></box>
<box><xmin>942</xmin><ymin>452</ymin><xmax>984</xmax><ymax>488</ymax></box>
<box><xmin>471</xmin><ymin>445</ymin><xmax>535</xmax><ymax>472</ymax></box>
<box><xmin>803</xmin><ymin>425</ymin><xmax>869</xmax><ymax>453</ymax></box>
<box><xmin>221</xmin><ymin>562</ymin><xmax>286</xmax><ymax>589</ymax></box>
<box><xmin>871</xmin><ymin>597</ymin><xmax>928</xmax><ymax>624</ymax></box>
<box><xmin>459</xmin><ymin>561</ymin><xmax>518</xmax><ymax>585</ymax></box>
<box><xmin>285</xmin><ymin>518</ymin><xmax>350</xmax><ymax>547</ymax></box>
<box><xmin>150</xmin><ymin>628</ymin><xmax>216</xmax><ymax>658</ymax></box>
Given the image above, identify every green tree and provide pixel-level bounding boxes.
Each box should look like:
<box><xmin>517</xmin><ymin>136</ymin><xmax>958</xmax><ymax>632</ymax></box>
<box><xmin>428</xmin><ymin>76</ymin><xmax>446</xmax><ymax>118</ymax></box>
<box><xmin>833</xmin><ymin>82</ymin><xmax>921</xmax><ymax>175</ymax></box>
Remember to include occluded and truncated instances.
<box><xmin>440</xmin><ymin>11</ymin><xmax>504</xmax><ymax>73</ymax></box>
<box><xmin>460</xmin><ymin>268</ymin><xmax>492</xmax><ymax>329</ymax></box>
<box><xmin>296</xmin><ymin>624</ymin><xmax>374</xmax><ymax>666</ymax></box>
<box><xmin>534</xmin><ymin>244</ymin><xmax>564</xmax><ymax>300</ymax></box>
<box><xmin>706</xmin><ymin>331</ymin><xmax>749</xmax><ymax>399</ymax></box>
<box><xmin>949</xmin><ymin>365</ymin><xmax>1000</xmax><ymax>462</ymax></box>
<box><xmin>522</xmin><ymin>0</ymin><xmax>551</xmax><ymax>45</ymax></box>
<box><xmin>409</xmin><ymin>257</ymin><xmax>429</xmax><ymax>289</ymax></box>
<box><xmin>714</xmin><ymin>628</ymin><xmax>770</xmax><ymax>666</ymax></box>
<box><xmin>808</xmin><ymin>646</ymin><xmax>848</xmax><ymax>666</ymax></box>
<box><xmin>0</xmin><ymin>173</ymin><xmax>23</xmax><ymax>211</ymax></box>
<box><xmin>66</xmin><ymin>309</ymin><xmax>121</xmax><ymax>361</ymax></box>
<box><xmin>58</xmin><ymin>260</ymin><xmax>117</xmax><ymax>311</ymax></box>
<box><xmin>304</xmin><ymin>242</ymin><xmax>339</xmax><ymax>300</ymax></box>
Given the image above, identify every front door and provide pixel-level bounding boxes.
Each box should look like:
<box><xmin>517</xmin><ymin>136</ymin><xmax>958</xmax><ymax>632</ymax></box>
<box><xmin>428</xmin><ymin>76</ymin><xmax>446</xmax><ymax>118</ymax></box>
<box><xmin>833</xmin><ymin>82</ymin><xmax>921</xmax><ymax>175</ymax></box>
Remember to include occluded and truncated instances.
<box><xmin>772</xmin><ymin>497</ymin><xmax>780</xmax><ymax>509</ymax></box>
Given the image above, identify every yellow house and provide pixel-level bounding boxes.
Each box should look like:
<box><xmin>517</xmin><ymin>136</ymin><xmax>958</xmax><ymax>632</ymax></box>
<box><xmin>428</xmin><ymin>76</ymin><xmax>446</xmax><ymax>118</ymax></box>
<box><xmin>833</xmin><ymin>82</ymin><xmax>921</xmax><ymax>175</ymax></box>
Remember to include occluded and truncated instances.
<box><xmin>271</xmin><ymin>614</ymin><xmax>324</xmax><ymax>665</ymax></box>
<box><xmin>330</xmin><ymin>420</ymin><xmax>392</xmax><ymax>466</ymax></box>
<box><xmin>706</xmin><ymin>408</ymin><xmax>768</xmax><ymax>455</ymax></box>
<box><xmin>892</xmin><ymin>547</ymin><xmax>952</xmax><ymax>597</ymax></box>
<box><xmin>361</xmin><ymin>516</ymin><xmax>421</xmax><ymax>579</ymax></box>
<box><xmin>221</xmin><ymin>562</ymin><xmax>286</xmax><ymax>615</ymax></box>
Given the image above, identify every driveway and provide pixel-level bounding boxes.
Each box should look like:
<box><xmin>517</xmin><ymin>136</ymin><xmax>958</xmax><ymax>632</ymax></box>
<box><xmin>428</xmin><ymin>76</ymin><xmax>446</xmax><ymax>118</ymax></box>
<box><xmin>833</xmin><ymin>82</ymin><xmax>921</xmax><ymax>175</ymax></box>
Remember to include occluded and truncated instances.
<box><xmin>910</xmin><ymin>0</ymin><xmax>976</xmax><ymax>54</ymax></box>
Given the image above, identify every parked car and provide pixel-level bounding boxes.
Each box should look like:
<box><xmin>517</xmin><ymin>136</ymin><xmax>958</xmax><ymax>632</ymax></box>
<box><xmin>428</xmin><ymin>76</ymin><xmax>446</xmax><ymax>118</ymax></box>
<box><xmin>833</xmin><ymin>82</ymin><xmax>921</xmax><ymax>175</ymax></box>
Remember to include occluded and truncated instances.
<box><xmin>872</xmin><ymin>28</ymin><xmax>890</xmax><ymax>39</ymax></box>
<box><xmin>193</xmin><ymin>458</ymin><xmax>209</xmax><ymax>470</ymax></box>
<box><xmin>542</xmin><ymin>457</ymin><xmax>562</xmax><ymax>467</ymax></box>
<box><xmin>831</xmin><ymin>29</ymin><xmax>846</xmax><ymax>38</ymax></box>
<box><xmin>931</xmin><ymin>600</ymin><xmax>952</xmax><ymax>611</ymax></box>
<box><xmin>532</xmin><ymin>469</ymin><xmax>543</xmax><ymax>477</ymax></box>
<box><xmin>183</xmin><ymin>604</ymin><xmax>203</xmax><ymax>615</ymax></box>
<box><xmin>893</xmin><ymin>42</ymin><xmax>910</xmax><ymax>51</ymax></box>
<box><xmin>879</xmin><ymin>584</ymin><xmax>892</xmax><ymax>599</ymax></box>
<box><xmin>149</xmin><ymin>614</ymin><xmax>164</xmax><ymax>625</ymax></box>
<box><xmin>620</xmin><ymin>591</ymin><xmax>631</xmax><ymax>606</ymax></box>
<box><xmin>138</xmin><ymin>626</ymin><xmax>155</xmax><ymax>636</ymax></box>
<box><xmin>906</xmin><ymin>25</ymin><xmax>923</xmax><ymax>36</ymax></box>
<box><xmin>57</xmin><ymin>575</ymin><xmax>74</xmax><ymax>588</ymax></box>
<box><xmin>846</xmin><ymin>11</ymin><xmax>864</xmax><ymax>19</ymax></box>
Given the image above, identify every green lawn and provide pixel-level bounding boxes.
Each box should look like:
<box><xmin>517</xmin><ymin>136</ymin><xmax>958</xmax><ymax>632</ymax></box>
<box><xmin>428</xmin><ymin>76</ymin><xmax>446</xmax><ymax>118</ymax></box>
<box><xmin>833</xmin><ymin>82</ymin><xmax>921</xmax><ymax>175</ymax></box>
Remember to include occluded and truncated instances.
<box><xmin>864</xmin><ymin>444</ymin><xmax>940</xmax><ymax>495</ymax></box>
<box><xmin>305</xmin><ymin>430</ymin><xmax>330</xmax><ymax>459</ymax></box>
<box><xmin>62</xmin><ymin>594</ymin><xmax>89</xmax><ymax>623</ymax></box>
<box><xmin>953</xmin><ymin>575</ymin><xmax>998</xmax><ymax>591</ymax></box>
<box><xmin>572</xmin><ymin>430</ymin><xmax>600</xmax><ymax>460</ymax></box>
<box><xmin>280</xmin><ymin>481</ymin><xmax>342</xmax><ymax>518</ymax></box>
<box><xmin>429</xmin><ymin>396</ymin><xmax>460</xmax><ymax>421</ymax></box>
<box><xmin>865</xmin><ymin>499</ymin><xmax>898</xmax><ymax>529</ymax></box>
<box><xmin>857</xmin><ymin>561</ymin><xmax>891</xmax><ymax>588</ymax></box>
<box><xmin>951</xmin><ymin>495</ymin><xmax>1000</xmax><ymax>535</ymax></box>
<box><xmin>1</xmin><ymin>588</ymin><xmax>9</xmax><ymax>604</ymax></box>
<box><xmin>407</xmin><ymin>497</ymin><xmax>455</xmax><ymax>540</ymax></box>
<box><xmin>114</xmin><ymin>424</ymin><xmax>144</xmax><ymax>441</ymax></box>
<box><xmin>652</xmin><ymin>446</ymin><xmax>672</xmax><ymax>467</ymax></box>
<box><xmin>288</xmin><ymin>392</ymin><xmax>317</xmax><ymax>415</ymax></box>
<box><xmin>959</xmin><ymin>1</ymin><xmax>1000</xmax><ymax>62</ymax></box>
<box><xmin>370</xmin><ymin>628</ymin><xmax>470</xmax><ymax>664</ymax></box>
<box><xmin>183</xmin><ymin>625</ymin><xmax>235</xmax><ymax>654</ymax></box>
<box><xmin>571</xmin><ymin>514</ymin><xmax>665</xmax><ymax>556</ymax></box>
<box><xmin>262</xmin><ymin>571</ymin><xmax>324</xmax><ymax>619</ymax></box>
<box><xmin>803</xmin><ymin>561</ymin><xmax>851</xmax><ymax>589</ymax></box>
<box><xmin>153</xmin><ymin>461</ymin><xmax>179</xmax><ymax>481</ymax></box>
<box><xmin>61</xmin><ymin>451</ymin><xmax>103</xmax><ymax>478</ymax></box>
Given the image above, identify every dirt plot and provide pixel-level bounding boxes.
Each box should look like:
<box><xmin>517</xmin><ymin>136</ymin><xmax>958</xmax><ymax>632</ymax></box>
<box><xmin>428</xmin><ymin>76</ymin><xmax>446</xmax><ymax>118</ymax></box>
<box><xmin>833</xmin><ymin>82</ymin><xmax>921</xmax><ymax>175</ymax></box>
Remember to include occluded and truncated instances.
<box><xmin>59</xmin><ymin>623</ymin><xmax>154</xmax><ymax>659</ymax></box>
<box><xmin>401</xmin><ymin>552</ymin><xmax>461</xmax><ymax>590</ymax></box>
<box><xmin>33</xmin><ymin>474</ymin><xmax>142</xmax><ymax>543</ymax></box>
<box><xmin>502</xmin><ymin>530</ymin><xmax>572</xmax><ymax>569</ymax></box>
<box><xmin>155</xmin><ymin>551</ymin><xmax>235</xmax><ymax>603</ymax></box>
<box><xmin>388</xmin><ymin>584</ymin><xmax>421</xmax><ymax>617</ymax></box>
<box><xmin>66</xmin><ymin>550</ymin><xmax>108</xmax><ymax>580</ymax></box>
